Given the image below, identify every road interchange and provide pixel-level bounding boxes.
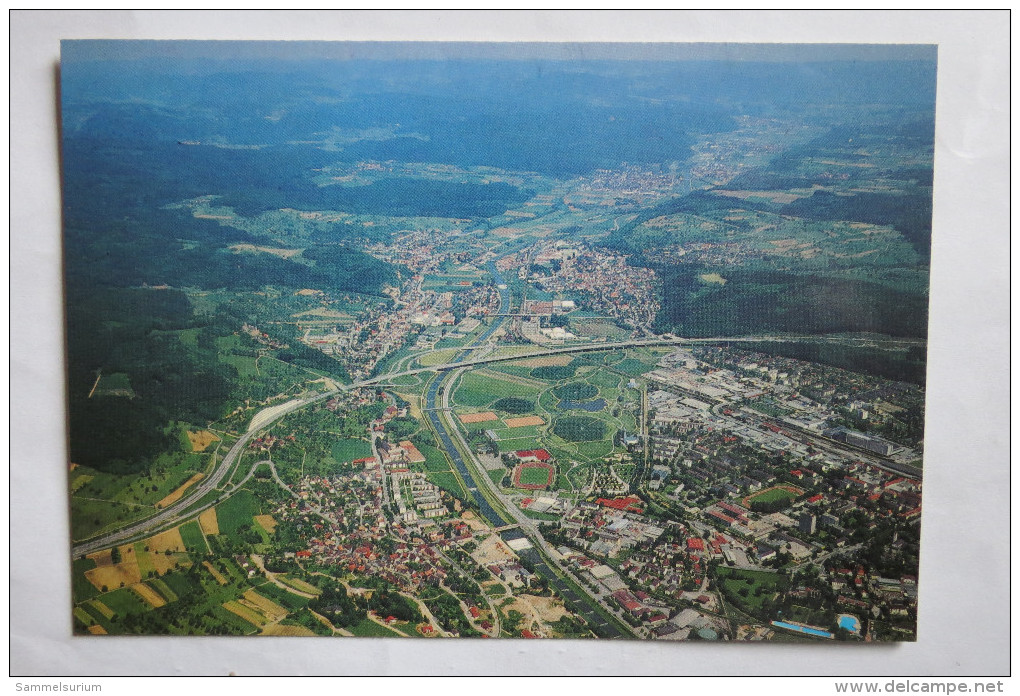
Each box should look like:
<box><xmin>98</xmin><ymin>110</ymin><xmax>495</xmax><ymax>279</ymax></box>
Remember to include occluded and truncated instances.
<box><xmin>71</xmin><ymin>329</ymin><xmax>920</xmax><ymax>557</ymax></box>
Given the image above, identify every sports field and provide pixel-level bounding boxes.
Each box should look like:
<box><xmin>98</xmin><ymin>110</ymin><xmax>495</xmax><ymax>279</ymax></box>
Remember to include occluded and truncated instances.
<box><xmin>512</xmin><ymin>461</ymin><xmax>555</xmax><ymax>490</ymax></box>
<box><xmin>459</xmin><ymin>411</ymin><xmax>498</xmax><ymax>424</ymax></box>
<box><xmin>504</xmin><ymin>415</ymin><xmax>544</xmax><ymax>428</ymax></box>
<box><xmin>742</xmin><ymin>485</ymin><xmax>805</xmax><ymax>508</ymax></box>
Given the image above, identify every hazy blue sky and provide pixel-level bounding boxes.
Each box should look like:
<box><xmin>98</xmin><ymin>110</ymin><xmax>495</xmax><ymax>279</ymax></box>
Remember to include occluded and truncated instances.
<box><xmin>62</xmin><ymin>40</ymin><xmax>936</xmax><ymax>64</ymax></box>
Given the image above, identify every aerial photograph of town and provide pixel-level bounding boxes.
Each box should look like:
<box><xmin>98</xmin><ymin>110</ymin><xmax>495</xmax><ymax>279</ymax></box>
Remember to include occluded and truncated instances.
<box><xmin>61</xmin><ymin>40</ymin><xmax>935</xmax><ymax>643</ymax></box>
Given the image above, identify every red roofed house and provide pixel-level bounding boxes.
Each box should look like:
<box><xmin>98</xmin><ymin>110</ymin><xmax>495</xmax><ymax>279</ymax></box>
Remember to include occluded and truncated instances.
<box><xmin>717</xmin><ymin>502</ymin><xmax>749</xmax><ymax>518</ymax></box>
<box><xmin>595</xmin><ymin>495</ymin><xmax>644</xmax><ymax>513</ymax></box>
<box><xmin>707</xmin><ymin>509</ymin><xmax>737</xmax><ymax>527</ymax></box>
<box><xmin>687</xmin><ymin>537</ymin><xmax>705</xmax><ymax>552</ymax></box>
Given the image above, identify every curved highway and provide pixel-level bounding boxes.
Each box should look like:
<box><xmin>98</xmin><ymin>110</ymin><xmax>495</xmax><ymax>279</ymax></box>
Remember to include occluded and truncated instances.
<box><xmin>74</xmin><ymin>324</ymin><xmax>916</xmax><ymax>557</ymax></box>
<box><xmin>73</xmin><ymin>246</ymin><xmax>920</xmax><ymax>568</ymax></box>
<box><xmin>71</xmin><ymin>390</ymin><xmax>336</xmax><ymax>557</ymax></box>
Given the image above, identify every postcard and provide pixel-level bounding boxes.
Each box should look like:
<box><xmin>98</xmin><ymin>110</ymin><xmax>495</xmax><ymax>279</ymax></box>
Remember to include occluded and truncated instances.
<box><xmin>62</xmin><ymin>40</ymin><xmax>934</xmax><ymax>643</ymax></box>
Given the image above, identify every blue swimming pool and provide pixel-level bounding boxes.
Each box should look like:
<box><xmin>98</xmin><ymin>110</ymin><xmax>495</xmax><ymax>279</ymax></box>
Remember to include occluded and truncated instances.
<box><xmin>772</xmin><ymin>620</ymin><xmax>834</xmax><ymax>639</ymax></box>
<box><xmin>838</xmin><ymin>614</ymin><xmax>861</xmax><ymax>634</ymax></box>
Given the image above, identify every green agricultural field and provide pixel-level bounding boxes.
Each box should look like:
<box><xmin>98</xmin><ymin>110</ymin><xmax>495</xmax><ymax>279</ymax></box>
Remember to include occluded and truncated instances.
<box><xmin>217</xmin><ymin>557</ymin><xmax>249</xmax><ymax>584</ymax></box>
<box><xmin>435</xmin><ymin>335</ymin><xmax>472</xmax><ymax>350</ymax></box>
<box><xmin>332</xmin><ymin>438</ymin><xmax>373</xmax><ymax>464</ymax></box>
<box><xmin>554</xmin><ymin>383</ymin><xmax>599</xmax><ymax>401</ymax></box>
<box><xmin>177</xmin><ymin>328</ymin><xmax>201</xmax><ymax>349</ymax></box>
<box><xmin>214</xmin><ymin>334</ymin><xmax>262</xmax><ymax>378</ymax></box>
<box><xmin>157</xmin><ymin>570</ymin><xmax>197</xmax><ymax>600</ymax></box>
<box><xmin>254</xmin><ymin>581</ymin><xmax>310</xmax><ymax>610</ymax></box>
<box><xmin>112</xmin><ymin>451</ymin><xmax>209</xmax><ymax>507</ymax></box>
<box><xmin>134</xmin><ymin>543</ymin><xmax>156</xmax><ymax>577</ymax></box>
<box><xmin>70</xmin><ymin>449</ymin><xmax>210</xmax><ymax>530</ymax></box>
<box><xmin>150</xmin><ymin>578</ymin><xmax>179</xmax><ymax>603</ymax></box>
<box><xmin>100</xmin><ymin>587</ymin><xmax>150</xmax><ymax>616</ymax></box>
<box><xmin>553</xmin><ymin>416</ymin><xmax>606</xmax><ymax>442</ymax></box>
<box><xmin>419</xmin><ymin>444</ymin><xmax>453</xmax><ymax>473</ymax></box>
<box><xmin>530</xmin><ymin>365</ymin><xmax>576</xmax><ymax>381</ymax></box>
<box><xmin>209</xmin><ymin>604</ymin><xmax>259</xmax><ymax>635</ymax></box>
<box><xmin>453</xmin><ymin>373</ymin><xmax>500</xmax><ymax>407</ymax></box>
<box><xmin>179</xmin><ymin>520</ymin><xmax>209</xmax><ymax>554</ymax></box>
<box><xmin>427</xmin><ymin>471</ymin><xmax>468</xmax><ymax>499</ymax></box>
<box><xmin>85</xmin><ymin>599</ymin><xmax>116</xmax><ymax>621</ymax></box>
<box><xmin>74</xmin><ymin>606</ymin><xmax>97</xmax><ymax>628</ymax></box>
<box><xmin>72</xmin><ymin>557</ymin><xmax>100</xmax><ymax>601</ymax></box>
<box><xmin>70</xmin><ymin>497</ymin><xmax>148</xmax><ymax>543</ymax></box>
<box><xmin>477</xmin><ymin>377</ymin><xmax>543</xmax><ymax>400</ymax></box>
<box><xmin>78</xmin><ymin>602</ymin><xmax>114</xmax><ymax>631</ymax></box>
<box><xmin>276</xmin><ymin>575</ymin><xmax>322</xmax><ymax>595</ymax></box>
<box><xmin>215</xmin><ymin>489</ymin><xmax>262</xmax><ymax>536</ymax></box>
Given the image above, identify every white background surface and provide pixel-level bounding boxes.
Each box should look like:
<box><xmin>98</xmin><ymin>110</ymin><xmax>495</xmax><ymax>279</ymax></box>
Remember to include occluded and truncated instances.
<box><xmin>9</xmin><ymin>10</ymin><xmax>1011</xmax><ymax>676</ymax></box>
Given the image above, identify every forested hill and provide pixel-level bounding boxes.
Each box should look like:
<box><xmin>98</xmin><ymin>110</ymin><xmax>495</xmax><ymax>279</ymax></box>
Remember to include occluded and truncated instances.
<box><xmin>61</xmin><ymin>136</ymin><xmax>399</xmax><ymax>295</ymax></box>
<box><xmin>602</xmin><ymin>113</ymin><xmax>934</xmax><ymax>347</ymax></box>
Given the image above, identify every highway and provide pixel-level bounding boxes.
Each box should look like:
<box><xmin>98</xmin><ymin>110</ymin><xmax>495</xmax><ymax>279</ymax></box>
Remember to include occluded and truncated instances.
<box><xmin>73</xmin><ymin>325</ymin><xmax>919</xmax><ymax>557</ymax></box>
<box><xmin>74</xmin><ymin>249</ymin><xmax>923</xmax><ymax>569</ymax></box>
<box><xmin>427</xmin><ymin>372</ymin><xmax>631</xmax><ymax>637</ymax></box>
<box><xmin>70</xmin><ymin>390</ymin><xmax>336</xmax><ymax>557</ymax></box>
<box><xmin>359</xmin><ymin>333</ymin><xmax>923</xmax><ymax>388</ymax></box>
<box><xmin>417</xmin><ymin>267</ymin><xmax>634</xmax><ymax>638</ymax></box>
<box><xmin>73</xmin><ymin>264</ymin><xmax>513</xmax><ymax>556</ymax></box>
<box><xmin>436</xmin><ymin>374</ymin><xmax>634</xmax><ymax>638</ymax></box>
